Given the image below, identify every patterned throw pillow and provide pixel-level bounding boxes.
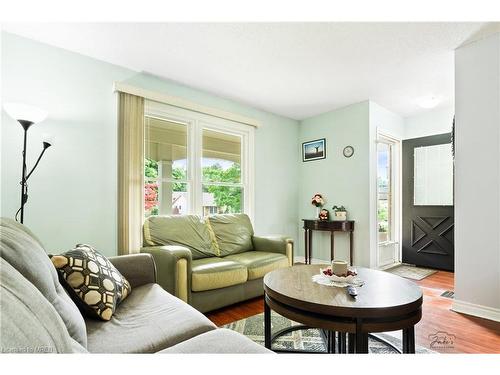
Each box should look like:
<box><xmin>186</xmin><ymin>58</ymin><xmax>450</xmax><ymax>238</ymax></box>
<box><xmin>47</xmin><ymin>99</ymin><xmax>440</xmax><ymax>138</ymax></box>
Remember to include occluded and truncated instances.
<box><xmin>50</xmin><ymin>244</ymin><xmax>131</xmax><ymax>321</ymax></box>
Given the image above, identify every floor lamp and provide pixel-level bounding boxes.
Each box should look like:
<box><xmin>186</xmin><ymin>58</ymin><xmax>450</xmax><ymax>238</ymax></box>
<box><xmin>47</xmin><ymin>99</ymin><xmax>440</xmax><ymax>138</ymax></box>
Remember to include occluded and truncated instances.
<box><xmin>3</xmin><ymin>103</ymin><xmax>51</xmax><ymax>224</ymax></box>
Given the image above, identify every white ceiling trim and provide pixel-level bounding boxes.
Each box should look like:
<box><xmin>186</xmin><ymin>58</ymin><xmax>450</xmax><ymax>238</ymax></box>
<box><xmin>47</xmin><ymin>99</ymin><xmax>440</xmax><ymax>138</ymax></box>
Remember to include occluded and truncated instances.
<box><xmin>113</xmin><ymin>82</ymin><xmax>260</xmax><ymax>128</ymax></box>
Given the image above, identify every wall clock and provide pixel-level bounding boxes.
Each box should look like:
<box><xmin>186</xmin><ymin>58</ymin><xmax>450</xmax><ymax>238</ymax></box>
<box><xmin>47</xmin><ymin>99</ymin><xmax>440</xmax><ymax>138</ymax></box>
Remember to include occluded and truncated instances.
<box><xmin>343</xmin><ymin>145</ymin><xmax>354</xmax><ymax>158</ymax></box>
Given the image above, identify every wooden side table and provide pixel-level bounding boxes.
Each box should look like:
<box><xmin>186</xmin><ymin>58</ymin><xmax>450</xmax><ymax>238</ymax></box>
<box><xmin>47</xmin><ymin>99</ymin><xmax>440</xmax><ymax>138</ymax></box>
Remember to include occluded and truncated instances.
<box><xmin>302</xmin><ymin>219</ymin><xmax>355</xmax><ymax>265</ymax></box>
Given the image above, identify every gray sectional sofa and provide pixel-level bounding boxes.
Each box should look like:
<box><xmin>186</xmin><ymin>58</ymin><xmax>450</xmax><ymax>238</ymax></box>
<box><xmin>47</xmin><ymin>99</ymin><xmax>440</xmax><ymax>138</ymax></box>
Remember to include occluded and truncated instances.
<box><xmin>0</xmin><ymin>218</ymin><xmax>269</xmax><ymax>354</ymax></box>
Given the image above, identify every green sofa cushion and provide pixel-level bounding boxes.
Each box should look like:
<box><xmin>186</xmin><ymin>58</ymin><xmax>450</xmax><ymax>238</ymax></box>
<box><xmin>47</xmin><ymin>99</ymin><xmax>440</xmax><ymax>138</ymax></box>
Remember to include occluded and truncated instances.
<box><xmin>191</xmin><ymin>257</ymin><xmax>248</xmax><ymax>292</ymax></box>
<box><xmin>143</xmin><ymin>215</ymin><xmax>219</xmax><ymax>259</ymax></box>
<box><xmin>207</xmin><ymin>214</ymin><xmax>254</xmax><ymax>256</ymax></box>
<box><xmin>225</xmin><ymin>251</ymin><xmax>289</xmax><ymax>280</ymax></box>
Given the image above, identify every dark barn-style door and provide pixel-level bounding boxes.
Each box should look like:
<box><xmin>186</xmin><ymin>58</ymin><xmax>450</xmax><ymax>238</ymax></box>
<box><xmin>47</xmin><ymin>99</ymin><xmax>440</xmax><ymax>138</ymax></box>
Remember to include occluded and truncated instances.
<box><xmin>402</xmin><ymin>134</ymin><xmax>454</xmax><ymax>271</ymax></box>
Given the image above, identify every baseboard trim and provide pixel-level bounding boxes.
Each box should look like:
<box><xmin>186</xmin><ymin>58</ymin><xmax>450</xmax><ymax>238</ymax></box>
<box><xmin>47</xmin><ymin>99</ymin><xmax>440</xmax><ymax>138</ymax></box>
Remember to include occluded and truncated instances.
<box><xmin>451</xmin><ymin>299</ymin><xmax>500</xmax><ymax>322</ymax></box>
<box><xmin>293</xmin><ymin>256</ymin><xmax>329</xmax><ymax>264</ymax></box>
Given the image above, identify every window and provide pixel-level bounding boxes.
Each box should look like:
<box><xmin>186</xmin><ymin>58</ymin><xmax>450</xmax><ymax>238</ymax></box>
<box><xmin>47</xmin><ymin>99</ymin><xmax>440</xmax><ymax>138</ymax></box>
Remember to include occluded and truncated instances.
<box><xmin>377</xmin><ymin>141</ymin><xmax>393</xmax><ymax>243</ymax></box>
<box><xmin>144</xmin><ymin>101</ymin><xmax>254</xmax><ymax>219</ymax></box>
<box><xmin>144</xmin><ymin>117</ymin><xmax>189</xmax><ymax>216</ymax></box>
<box><xmin>414</xmin><ymin>143</ymin><xmax>453</xmax><ymax>206</ymax></box>
<box><xmin>202</xmin><ymin>129</ymin><xmax>243</xmax><ymax>215</ymax></box>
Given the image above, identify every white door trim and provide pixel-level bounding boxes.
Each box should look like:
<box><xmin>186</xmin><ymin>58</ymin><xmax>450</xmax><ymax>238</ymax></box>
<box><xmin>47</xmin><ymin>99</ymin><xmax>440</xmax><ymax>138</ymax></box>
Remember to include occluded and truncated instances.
<box><xmin>375</xmin><ymin>129</ymin><xmax>402</xmax><ymax>269</ymax></box>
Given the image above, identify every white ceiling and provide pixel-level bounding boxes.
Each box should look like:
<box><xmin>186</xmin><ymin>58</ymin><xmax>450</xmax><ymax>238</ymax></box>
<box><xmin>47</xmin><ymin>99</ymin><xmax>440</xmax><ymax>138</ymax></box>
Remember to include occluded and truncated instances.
<box><xmin>2</xmin><ymin>22</ymin><xmax>488</xmax><ymax>120</ymax></box>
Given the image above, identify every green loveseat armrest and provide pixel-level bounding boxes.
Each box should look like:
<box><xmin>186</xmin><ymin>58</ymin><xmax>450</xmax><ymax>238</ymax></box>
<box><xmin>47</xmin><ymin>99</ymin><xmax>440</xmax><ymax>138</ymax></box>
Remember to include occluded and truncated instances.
<box><xmin>141</xmin><ymin>245</ymin><xmax>192</xmax><ymax>303</ymax></box>
<box><xmin>252</xmin><ymin>236</ymin><xmax>294</xmax><ymax>266</ymax></box>
<box><xmin>108</xmin><ymin>253</ymin><xmax>157</xmax><ymax>288</ymax></box>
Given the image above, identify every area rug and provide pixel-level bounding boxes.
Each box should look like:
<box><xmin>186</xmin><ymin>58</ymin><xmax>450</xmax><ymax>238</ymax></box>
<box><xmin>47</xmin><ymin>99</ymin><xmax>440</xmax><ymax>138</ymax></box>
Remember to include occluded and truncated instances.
<box><xmin>223</xmin><ymin>311</ymin><xmax>434</xmax><ymax>354</ymax></box>
<box><xmin>384</xmin><ymin>264</ymin><xmax>437</xmax><ymax>280</ymax></box>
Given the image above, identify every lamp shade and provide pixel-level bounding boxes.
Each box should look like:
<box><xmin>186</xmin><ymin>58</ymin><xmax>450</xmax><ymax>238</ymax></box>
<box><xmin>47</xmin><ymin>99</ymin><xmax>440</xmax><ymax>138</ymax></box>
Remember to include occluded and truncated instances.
<box><xmin>42</xmin><ymin>133</ymin><xmax>55</xmax><ymax>147</ymax></box>
<box><xmin>3</xmin><ymin>102</ymin><xmax>48</xmax><ymax>124</ymax></box>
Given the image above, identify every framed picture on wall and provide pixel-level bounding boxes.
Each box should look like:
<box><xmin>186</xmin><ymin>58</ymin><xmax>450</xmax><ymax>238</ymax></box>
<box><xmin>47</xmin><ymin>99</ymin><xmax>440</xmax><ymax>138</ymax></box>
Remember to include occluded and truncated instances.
<box><xmin>302</xmin><ymin>138</ymin><xmax>326</xmax><ymax>162</ymax></box>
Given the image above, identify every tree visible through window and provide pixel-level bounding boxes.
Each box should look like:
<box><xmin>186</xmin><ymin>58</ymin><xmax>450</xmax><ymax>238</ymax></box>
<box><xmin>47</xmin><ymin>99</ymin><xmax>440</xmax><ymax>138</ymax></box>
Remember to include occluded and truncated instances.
<box><xmin>201</xmin><ymin>128</ymin><xmax>243</xmax><ymax>215</ymax></box>
<box><xmin>144</xmin><ymin>158</ymin><xmax>242</xmax><ymax>216</ymax></box>
<box><xmin>202</xmin><ymin>163</ymin><xmax>242</xmax><ymax>214</ymax></box>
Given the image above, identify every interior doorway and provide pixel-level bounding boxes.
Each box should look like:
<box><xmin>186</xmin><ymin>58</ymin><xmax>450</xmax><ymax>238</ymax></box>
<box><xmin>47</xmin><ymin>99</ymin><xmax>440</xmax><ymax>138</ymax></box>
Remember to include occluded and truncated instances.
<box><xmin>376</xmin><ymin>133</ymin><xmax>401</xmax><ymax>268</ymax></box>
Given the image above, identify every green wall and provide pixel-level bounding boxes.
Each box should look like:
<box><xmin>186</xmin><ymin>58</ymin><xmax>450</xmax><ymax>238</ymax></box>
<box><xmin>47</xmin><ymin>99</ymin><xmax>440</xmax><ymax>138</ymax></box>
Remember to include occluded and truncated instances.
<box><xmin>1</xmin><ymin>33</ymin><xmax>133</xmax><ymax>256</ymax></box>
<box><xmin>1</xmin><ymin>32</ymin><xmax>299</xmax><ymax>256</ymax></box>
<box><xmin>1</xmin><ymin>32</ymin><xmax>404</xmax><ymax>266</ymax></box>
<box><xmin>298</xmin><ymin>101</ymin><xmax>371</xmax><ymax>266</ymax></box>
<box><xmin>297</xmin><ymin>101</ymin><xmax>404</xmax><ymax>267</ymax></box>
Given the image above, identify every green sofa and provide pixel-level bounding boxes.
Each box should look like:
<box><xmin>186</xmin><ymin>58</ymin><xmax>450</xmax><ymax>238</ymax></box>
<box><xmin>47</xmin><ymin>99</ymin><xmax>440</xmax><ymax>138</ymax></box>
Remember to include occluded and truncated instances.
<box><xmin>141</xmin><ymin>214</ymin><xmax>293</xmax><ymax>312</ymax></box>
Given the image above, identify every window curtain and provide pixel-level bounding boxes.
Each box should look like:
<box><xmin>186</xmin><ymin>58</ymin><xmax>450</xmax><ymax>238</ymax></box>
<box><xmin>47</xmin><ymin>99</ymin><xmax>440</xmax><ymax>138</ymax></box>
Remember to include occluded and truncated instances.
<box><xmin>118</xmin><ymin>92</ymin><xmax>144</xmax><ymax>255</ymax></box>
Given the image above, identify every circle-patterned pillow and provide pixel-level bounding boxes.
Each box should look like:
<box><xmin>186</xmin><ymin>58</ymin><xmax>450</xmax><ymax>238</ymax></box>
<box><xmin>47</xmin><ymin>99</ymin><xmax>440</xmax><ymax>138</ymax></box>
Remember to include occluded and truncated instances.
<box><xmin>50</xmin><ymin>244</ymin><xmax>131</xmax><ymax>321</ymax></box>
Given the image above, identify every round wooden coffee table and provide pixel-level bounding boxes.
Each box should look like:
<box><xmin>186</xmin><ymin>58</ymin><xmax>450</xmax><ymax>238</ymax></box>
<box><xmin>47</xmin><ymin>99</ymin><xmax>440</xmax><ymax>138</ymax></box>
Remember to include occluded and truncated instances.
<box><xmin>263</xmin><ymin>265</ymin><xmax>423</xmax><ymax>354</ymax></box>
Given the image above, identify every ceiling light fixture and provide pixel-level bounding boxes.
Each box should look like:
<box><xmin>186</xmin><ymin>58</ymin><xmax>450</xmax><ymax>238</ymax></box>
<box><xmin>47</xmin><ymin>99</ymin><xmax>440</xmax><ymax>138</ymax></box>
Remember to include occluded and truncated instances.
<box><xmin>416</xmin><ymin>96</ymin><xmax>441</xmax><ymax>109</ymax></box>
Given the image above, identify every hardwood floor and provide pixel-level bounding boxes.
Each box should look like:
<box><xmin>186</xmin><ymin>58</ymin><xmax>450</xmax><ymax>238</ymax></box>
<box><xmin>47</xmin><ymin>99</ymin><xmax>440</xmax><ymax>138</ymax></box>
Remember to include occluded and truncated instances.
<box><xmin>206</xmin><ymin>270</ymin><xmax>500</xmax><ymax>353</ymax></box>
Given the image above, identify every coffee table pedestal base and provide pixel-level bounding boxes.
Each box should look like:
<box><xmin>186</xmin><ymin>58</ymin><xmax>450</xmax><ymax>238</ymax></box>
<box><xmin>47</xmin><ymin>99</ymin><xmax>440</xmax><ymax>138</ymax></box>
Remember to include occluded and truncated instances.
<box><xmin>264</xmin><ymin>296</ymin><xmax>417</xmax><ymax>354</ymax></box>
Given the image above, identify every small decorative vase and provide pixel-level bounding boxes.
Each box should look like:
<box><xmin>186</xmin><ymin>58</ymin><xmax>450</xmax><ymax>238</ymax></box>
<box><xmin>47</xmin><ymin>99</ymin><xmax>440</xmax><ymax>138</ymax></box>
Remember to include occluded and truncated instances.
<box><xmin>315</xmin><ymin>206</ymin><xmax>320</xmax><ymax>219</ymax></box>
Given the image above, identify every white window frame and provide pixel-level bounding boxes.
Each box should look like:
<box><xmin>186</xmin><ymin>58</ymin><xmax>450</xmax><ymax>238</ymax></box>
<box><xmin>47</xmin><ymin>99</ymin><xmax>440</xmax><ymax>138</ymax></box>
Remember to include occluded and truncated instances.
<box><xmin>376</xmin><ymin>131</ymin><xmax>402</xmax><ymax>266</ymax></box>
<box><xmin>377</xmin><ymin>139</ymin><xmax>395</xmax><ymax>244</ymax></box>
<box><xmin>144</xmin><ymin>100</ymin><xmax>255</xmax><ymax>221</ymax></box>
